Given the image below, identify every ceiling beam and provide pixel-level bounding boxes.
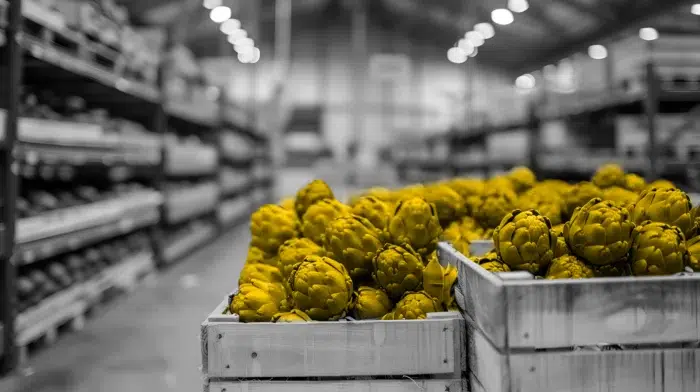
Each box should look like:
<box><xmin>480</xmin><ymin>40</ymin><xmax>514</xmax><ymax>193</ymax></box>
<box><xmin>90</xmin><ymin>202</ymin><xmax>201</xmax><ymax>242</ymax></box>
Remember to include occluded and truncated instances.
<box><xmin>522</xmin><ymin>2</ymin><xmax>572</xmax><ymax>37</ymax></box>
<box><xmin>554</xmin><ymin>0</ymin><xmax>617</xmax><ymax>23</ymax></box>
<box><xmin>517</xmin><ymin>0</ymin><xmax>699</xmax><ymax>73</ymax></box>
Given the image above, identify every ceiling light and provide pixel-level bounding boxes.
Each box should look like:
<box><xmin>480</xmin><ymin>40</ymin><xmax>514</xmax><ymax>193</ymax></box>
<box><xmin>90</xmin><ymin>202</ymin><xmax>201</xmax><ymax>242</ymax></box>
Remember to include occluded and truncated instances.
<box><xmin>515</xmin><ymin>74</ymin><xmax>536</xmax><ymax>89</ymax></box>
<box><xmin>227</xmin><ymin>29</ymin><xmax>247</xmax><ymax>44</ymax></box>
<box><xmin>468</xmin><ymin>47</ymin><xmax>478</xmax><ymax>57</ymax></box>
<box><xmin>508</xmin><ymin>0</ymin><xmax>529</xmax><ymax>13</ymax></box>
<box><xmin>220</xmin><ymin>19</ymin><xmax>241</xmax><ymax>34</ymax></box>
<box><xmin>447</xmin><ymin>47</ymin><xmax>467</xmax><ymax>64</ymax></box>
<box><xmin>692</xmin><ymin>4</ymin><xmax>700</xmax><ymax>15</ymax></box>
<box><xmin>250</xmin><ymin>47</ymin><xmax>261</xmax><ymax>64</ymax></box>
<box><xmin>458</xmin><ymin>39</ymin><xmax>475</xmax><ymax>56</ymax></box>
<box><xmin>639</xmin><ymin>27</ymin><xmax>659</xmax><ymax>41</ymax></box>
<box><xmin>238</xmin><ymin>51</ymin><xmax>254</xmax><ymax>64</ymax></box>
<box><xmin>465</xmin><ymin>31</ymin><xmax>485</xmax><ymax>47</ymax></box>
<box><xmin>203</xmin><ymin>0</ymin><xmax>221</xmax><ymax>10</ymax></box>
<box><xmin>210</xmin><ymin>6</ymin><xmax>231</xmax><ymax>23</ymax></box>
<box><xmin>235</xmin><ymin>37</ymin><xmax>254</xmax><ymax>48</ymax></box>
<box><xmin>588</xmin><ymin>44</ymin><xmax>608</xmax><ymax>60</ymax></box>
<box><xmin>474</xmin><ymin>22</ymin><xmax>495</xmax><ymax>39</ymax></box>
<box><xmin>492</xmin><ymin>9</ymin><xmax>514</xmax><ymax>25</ymax></box>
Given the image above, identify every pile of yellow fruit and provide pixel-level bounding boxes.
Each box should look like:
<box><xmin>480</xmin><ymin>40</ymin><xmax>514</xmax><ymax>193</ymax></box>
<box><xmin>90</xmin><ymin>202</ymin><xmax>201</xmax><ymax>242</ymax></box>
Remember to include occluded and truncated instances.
<box><xmin>455</xmin><ymin>164</ymin><xmax>700</xmax><ymax>279</ymax></box>
<box><xmin>231</xmin><ymin>180</ymin><xmax>459</xmax><ymax>323</ymax></box>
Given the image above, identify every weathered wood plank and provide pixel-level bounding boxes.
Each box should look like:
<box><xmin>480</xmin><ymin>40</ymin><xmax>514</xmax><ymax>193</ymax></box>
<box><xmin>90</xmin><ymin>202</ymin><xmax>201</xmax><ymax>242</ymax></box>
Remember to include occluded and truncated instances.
<box><xmin>204</xmin><ymin>316</ymin><xmax>463</xmax><ymax>378</ymax></box>
<box><xmin>207</xmin><ymin>379</ymin><xmax>465</xmax><ymax>392</ymax></box>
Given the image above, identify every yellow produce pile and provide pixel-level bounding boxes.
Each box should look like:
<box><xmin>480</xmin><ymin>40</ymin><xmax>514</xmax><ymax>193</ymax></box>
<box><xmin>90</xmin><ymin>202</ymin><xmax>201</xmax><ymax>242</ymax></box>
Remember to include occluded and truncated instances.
<box><xmin>232</xmin><ymin>180</ymin><xmax>459</xmax><ymax>323</ymax></box>
<box><xmin>231</xmin><ymin>164</ymin><xmax>700</xmax><ymax>322</ymax></box>
<box><xmin>464</xmin><ymin>164</ymin><xmax>700</xmax><ymax>279</ymax></box>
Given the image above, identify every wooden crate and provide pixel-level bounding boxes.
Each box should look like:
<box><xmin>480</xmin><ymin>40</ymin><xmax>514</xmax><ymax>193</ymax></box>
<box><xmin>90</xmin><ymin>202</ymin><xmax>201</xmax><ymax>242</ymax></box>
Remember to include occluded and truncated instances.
<box><xmin>201</xmin><ymin>298</ymin><xmax>466</xmax><ymax>392</ymax></box>
<box><xmin>438</xmin><ymin>242</ymin><xmax>700</xmax><ymax>392</ymax></box>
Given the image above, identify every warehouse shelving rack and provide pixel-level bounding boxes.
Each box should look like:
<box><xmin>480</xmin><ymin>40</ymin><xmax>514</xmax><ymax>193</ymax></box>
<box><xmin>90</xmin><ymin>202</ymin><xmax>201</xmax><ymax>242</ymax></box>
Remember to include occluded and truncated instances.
<box><xmin>0</xmin><ymin>0</ymin><xmax>273</xmax><ymax>374</ymax></box>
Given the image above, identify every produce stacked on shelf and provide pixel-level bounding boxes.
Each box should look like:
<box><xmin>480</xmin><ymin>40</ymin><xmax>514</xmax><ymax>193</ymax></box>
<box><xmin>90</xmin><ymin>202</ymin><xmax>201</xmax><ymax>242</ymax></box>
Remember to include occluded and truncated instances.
<box><xmin>229</xmin><ymin>180</ymin><xmax>460</xmax><ymax>323</ymax></box>
<box><xmin>16</xmin><ymin>230</ymin><xmax>151</xmax><ymax>313</ymax></box>
<box><xmin>164</xmin><ymin>133</ymin><xmax>218</xmax><ymax>176</ymax></box>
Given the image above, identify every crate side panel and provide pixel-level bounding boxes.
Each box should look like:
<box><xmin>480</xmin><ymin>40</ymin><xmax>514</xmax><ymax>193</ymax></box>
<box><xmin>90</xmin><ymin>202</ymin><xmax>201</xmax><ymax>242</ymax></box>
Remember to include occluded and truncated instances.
<box><xmin>466</xmin><ymin>321</ymin><xmax>508</xmax><ymax>392</ymax></box>
<box><xmin>505</xmin><ymin>277</ymin><xmax>700</xmax><ymax>348</ymax></box>
<box><xmin>207</xmin><ymin>379</ymin><xmax>465</xmax><ymax>392</ymax></box>
<box><xmin>206</xmin><ymin>318</ymin><xmax>461</xmax><ymax>378</ymax></box>
<box><xmin>509</xmin><ymin>349</ymin><xmax>671</xmax><ymax>392</ymax></box>
<box><xmin>663</xmin><ymin>347</ymin><xmax>700</xmax><ymax>392</ymax></box>
<box><xmin>439</xmin><ymin>243</ymin><xmax>507</xmax><ymax>349</ymax></box>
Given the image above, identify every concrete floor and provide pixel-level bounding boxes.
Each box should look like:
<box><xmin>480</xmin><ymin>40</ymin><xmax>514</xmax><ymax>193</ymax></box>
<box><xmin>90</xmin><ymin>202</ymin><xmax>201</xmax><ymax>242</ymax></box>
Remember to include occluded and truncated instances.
<box><xmin>2</xmin><ymin>225</ymin><xmax>250</xmax><ymax>392</ymax></box>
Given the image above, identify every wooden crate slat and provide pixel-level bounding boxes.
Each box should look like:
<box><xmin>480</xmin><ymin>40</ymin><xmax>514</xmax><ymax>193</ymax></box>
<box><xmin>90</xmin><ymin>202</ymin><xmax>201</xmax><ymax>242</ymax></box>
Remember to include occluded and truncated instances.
<box><xmin>504</xmin><ymin>276</ymin><xmax>700</xmax><ymax>349</ymax></box>
<box><xmin>439</xmin><ymin>243</ymin><xmax>507</xmax><ymax>348</ymax></box>
<box><xmin>205</xmin><ymin>316</ymin><xmax>461</xmax><ymax>378</ymax></box>
<box><xmin>207</xmin><ymin>379</ymin><xmax>464</xmax><ymax>392</ymax></box>
<box><xmin>467</xmin><ymin>317</ymin><xmax>700</xmax><ymax>392</ymax></box>
<box><xmin>439</xmin><ymin>243</ymin><xmax>700</xmax><ymax>349</ymax></box>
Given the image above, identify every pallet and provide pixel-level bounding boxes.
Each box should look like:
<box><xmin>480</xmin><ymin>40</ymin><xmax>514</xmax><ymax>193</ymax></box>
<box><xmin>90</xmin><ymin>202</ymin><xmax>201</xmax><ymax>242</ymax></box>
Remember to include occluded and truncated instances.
<box><xmin>438</xmin><ymin>242</ymin><xmax>700</xmax><ymax>392</ymax></box>
<box><xmin>201</xmin><ymin>299</ymin><xmax>466</xmax><ymax>392</ymax></box>
<box><xmin>14</xmin><ymin>251</ymin><xmax>155</xmax><ymax>364</ymax></box>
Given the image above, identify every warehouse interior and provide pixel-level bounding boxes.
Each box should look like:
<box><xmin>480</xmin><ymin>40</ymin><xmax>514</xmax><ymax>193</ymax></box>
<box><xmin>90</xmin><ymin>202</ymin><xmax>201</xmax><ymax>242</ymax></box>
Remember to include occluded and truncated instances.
<box><xmin>2</xmin><ymin>0</ymin><xmax>700</xmax><ymax>391</ymax></box>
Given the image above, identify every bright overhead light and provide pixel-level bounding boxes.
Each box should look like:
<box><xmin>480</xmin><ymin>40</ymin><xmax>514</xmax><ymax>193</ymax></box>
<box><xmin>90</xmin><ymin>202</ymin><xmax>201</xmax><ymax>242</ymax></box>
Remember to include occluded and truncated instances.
<box><xmin>250</xmin><ymin>47</ymin><xmax>261</xmax><ymax>64</ymax></box>
<box><xmin>235</xmin><ymin>37</ymin><xmax>254</xmax><ymax>48</ymax></box>
<box><xmin>468</xmin><ymin>46</ymin><xmax>478</xmax><ymax>57</ymax></box>
<box><xmin>203</xmin><ymin>0</ymin><xmax>221</xmax><ymax>10</ymax></box>
<box><xmin>238</xmin><ymin>50</ymin><xmax>254</xmax><ymax>63</ymax></box>
<box><xmin>474</xmin><ymin>22</ymin><xmax>495</xmax><ymax>39</ymax></box>
<box><xmin>508</xmin><ymin>0</ymin><xmax>529</xmax><ymax>13</ymax></box>
<box><xmin>465</xmin><ymin>31</ymin><xmax>485</xmax><ymax>47</ymax></box>
<box><xmin>515</xmin><ymin>74</ymin><xmax>536</xmax><ymax>89</ymax></box>
<box><xmin>588</xmin><ymin>44</ymin><xmax>608</xmax><ymax>60</ymax></box>
<box><xmin>227</xmin><ymin>29</ymin><xmax>247</xmax><ymax>44</ymax></box>
<box><xmin>692</xmin><ymin>4</ymin><xmax>700</xmax><ymax>15</ymax></box>
<box><xmin>458</xmin><ymin>39</ymin><xmax>475</xmax><ymax>56</ymax></box>
<box><xmin>220</xmin><ymin>19</ymin><xmax>241</xmax><ymax>34</ymax></box>
<box><xmin>639</xmin><ymin>27</ymin><xmax>659</xmax><ymax>41</ymax></box>
<box><xmin>210</xmin><ymin>6</ymin><xmax>231</xmax><ymax>23</ymax></box>
<box><xmin>492</xmin><ymin>9</ymin><xmax>514</xmax><ymax>25</ymax></box>
<box><xmin>447</xmin><ymin>47</ymin><xmax>467</xmax><ymax>64</ymax></box>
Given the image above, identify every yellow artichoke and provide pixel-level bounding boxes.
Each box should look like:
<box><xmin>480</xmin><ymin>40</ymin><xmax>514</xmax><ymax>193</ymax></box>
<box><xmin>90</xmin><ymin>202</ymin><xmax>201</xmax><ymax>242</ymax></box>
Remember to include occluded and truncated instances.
<box><xmin>564</xmin><ymin>198</ymin><xmax>635</xmax><ymax>266</ymax></box>
<box><xmin>295</xmin><ymin>179</ymin><xmax>335</xmax><ymax>220</ymax></box>
<box><xmin>445</xmin><ymin>178</ymin><xmax>485</xmax><ymax>205</ymax></box>
<box><xmin>554</xmin><ymin>235</ymin><xmax>570</xmax><ymax>258</ymax></box>
<box><xmin>591</xmin><ymin>261</ymin><xmax>631</xmax><ymax>277</ymax></box>
<box><xmin>394</xmin><ymin>184</ymin><xmax>426</xmax><ymax>201</ymax></box>
<box><xmin>280</xmin><ymin>197</ymin><xmax>295</xmax><ymax>211</ymax></box>
<box><xmin>239</xmin><ymin>263</ymin><xmax>284</xmax><ymax>286</ymax></box>
<box><xmin>231</xmin><ymin>280</ymin><xmax>289</xmax><ymax>322</ymax></box>
<box><xmin>382</xmin><ymin>291</ymin><xmax>442</xmax><ymax>320</ymax></box>
<box><xmin>387</xmin><ymin>197</ymin><xmax>442</xmax><ymax>256</ymax></box>
<box><xmin>687</xmin><ymin>207</ymin><xmax>700</xmax><ymax>240</ymax></box>
<box><xmin>517</xmin><ymin>187</ymin><xmax>564</xmax><ymax>225</ymax></box>
<box><xmin>301</xmin><ymin>199</ymin><xmax>351</xmax><ymax>244</ymax></box>
<box><xmin>686</xmin><ymin>236</ymin><xmax>700</xmax><ymax>272</ymax></box>
<box><xmin>250</xmin><ymin>205</ymin><xmax>298</xmax><ymax>254</ymax></box>
<box><xmin>647</xmin><ymin>179</ymin><xmax>676</xmax><ymax>190</ymax></box>
<box><xmin>629</xmin><ymin>187</ymin><xmax>693</xmax><ymax>238</ymax></box>
<box><xmin>423</xmin><ymin>185</ymin><xmax>466</xmax><ymax>226</ymax></box>
<box><xmin>246</xmin><ymin>246</ymin><xmax>272</xmax><ymax>265</ymax></box>
<box><xmin>350</xmin><ymin>286</ymin><xmax>393</xmax><ymax>320</ymax></box>
<box><xmin>629</xmin><ymin>221</ymin><xmax>688</xmax><ymax>276</ymax></box>
<box><xmin>271</xmin><ymin>309</ymin><xmax>312</xmax><ymax>323</ymax></box>
<box><xmin>479</xmin><ymin>258</ymin><xmax>511</xmax><ymax>273</ymax></box>
<box><xmin>493</xmin><ymin>209</ymin><xmax>556</xmax><ymax>274</ymax></box>
<box><xmin>545</xmin><ymin>255</ymin><xmax>595</xmax><ymax>279</ymax></box>
<box><xmin>422</xmin><ymin>251</ymin><xmax>445</xmax><ymax>303</ymax></box>
<box><xmin>442</xmin><ymin>264</ymin><xmax>459</xmax><ymax>309</ymax></box>
<box><xmin>373</xmin><ymin>243</ymin><xmax>424</xmax><ymax>300</ymax></box>
<box><xmin>602</xmin><ymin>186</ymin><xmax>638</xmax><ymax>208</ymax></box>
<box><xmin>592</xmin><ymin>163</ymin><xmax>626</xmax><ymax>189</ymax></box>
<box><xmin>324</xmin><ymin>215</ymin><xmax>384</xmax><ymax>281</ymax></box>
<box><xmin>507</xmin><ymin>166</ymin><xmax>537</xmax><ymax>193</ymax></box>
<box><xmin>624</xmin><ymin>173</ymin><xmax>646</xmax><ymax>192</ymax></box>
<box><xmin>537</xmin><ymin>179</ymin><xmax>571</xmax><ymax>196</ymax></box>
<box><xmin>486</xmin><ymin>175</ymin><xmax>517</xmax><ymax>193</ymax></box>
<box><xmin>562</xmin><ymin>182</ymin><xmax>603</xmax><ymax>220</ymax></box>
<box><xmin>277</xmin><ymin>238</ymin><xmax>326</xmax><ymax>280</ymax></box>
<box><xmin>351</xmin><ymin>196</ymin><xmax>392</xmax><ymax>231</ymax></box>
<box><xmin>473</xmin><ymin>188</ymin><xmax>518</xmax><ymax>229</ymax></box>
<box><xmin>288</xmin><ymin>255</ymin><xmax>354</xmax><ymax>321</ymax></box>
<box><xmin>440</xmin><ymin>222</ymin><xmax>472</xmax><ymax>256</ymax></box>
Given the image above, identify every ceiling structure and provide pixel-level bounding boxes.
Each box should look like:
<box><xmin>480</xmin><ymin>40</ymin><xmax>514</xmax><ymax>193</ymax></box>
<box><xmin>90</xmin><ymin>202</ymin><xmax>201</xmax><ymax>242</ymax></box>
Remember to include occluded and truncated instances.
<box><xmin>118</xmin><ymin>0</ymin><xmax>700</xmax><ymax>74</ymax></box>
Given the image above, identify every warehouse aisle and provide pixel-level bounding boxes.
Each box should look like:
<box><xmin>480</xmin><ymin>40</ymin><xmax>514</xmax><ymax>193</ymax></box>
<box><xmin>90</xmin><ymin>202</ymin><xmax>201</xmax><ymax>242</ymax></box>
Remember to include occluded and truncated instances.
<box><xmin>2</xmin><ymin>227</ymin><xmax>250</xmax><ymax>392</ymax></box>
